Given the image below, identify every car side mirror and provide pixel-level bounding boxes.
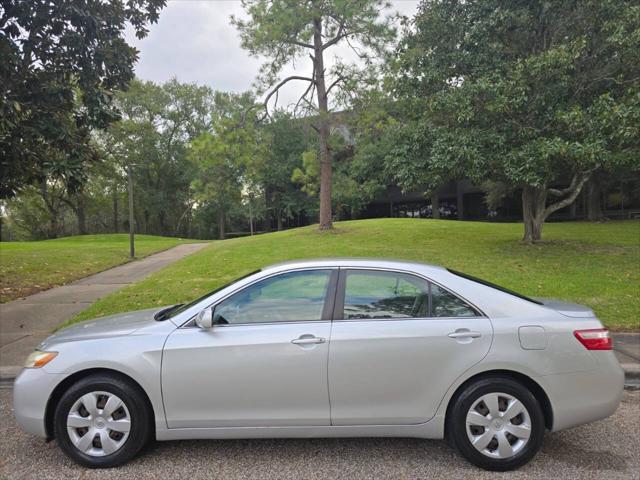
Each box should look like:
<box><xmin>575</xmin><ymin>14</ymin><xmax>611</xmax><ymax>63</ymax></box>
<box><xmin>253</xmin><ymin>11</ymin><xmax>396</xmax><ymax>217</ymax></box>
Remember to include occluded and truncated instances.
<box><xmin>195</xmin><ymin>307</ymin><xmax>214</xmax><ymax>329</ymax></box>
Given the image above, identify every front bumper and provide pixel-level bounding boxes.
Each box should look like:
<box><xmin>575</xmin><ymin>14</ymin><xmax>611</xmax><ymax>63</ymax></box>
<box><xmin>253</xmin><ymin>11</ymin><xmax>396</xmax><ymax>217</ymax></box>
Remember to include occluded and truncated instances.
<box><xmin>541</xmin><ymin>351</ymin><xmax>624</xmax><ymax>432</ymax></box>
<box><xmin>13</xmin><ymin>368</ymin><xmax>68</xmax><ymax>438</ymax></box>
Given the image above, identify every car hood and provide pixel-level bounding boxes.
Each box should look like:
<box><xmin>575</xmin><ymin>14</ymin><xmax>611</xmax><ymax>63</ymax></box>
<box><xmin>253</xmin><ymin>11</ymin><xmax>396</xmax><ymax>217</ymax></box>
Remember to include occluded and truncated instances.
<box><xmin>536</xmin><ymin>298</ymin><xmax>596</xmax><ymax>318</ymax></box>
<box><xmin>40</xmin><ymin>307</ymin><xmax>169</xmax><ymax>348</ymax></box>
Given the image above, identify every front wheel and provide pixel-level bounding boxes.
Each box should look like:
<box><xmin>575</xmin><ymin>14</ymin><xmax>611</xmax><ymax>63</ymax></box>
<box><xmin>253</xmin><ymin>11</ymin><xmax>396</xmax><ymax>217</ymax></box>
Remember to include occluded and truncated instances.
<box><xmin>53</xmin><ymin>373</ymin><xmax>151</xmax><ymax>468</ymax></box>
<box><xmin>447</xmin><ymin>377</ymin><xmax>545</xmax><ymax>471</ymax></box>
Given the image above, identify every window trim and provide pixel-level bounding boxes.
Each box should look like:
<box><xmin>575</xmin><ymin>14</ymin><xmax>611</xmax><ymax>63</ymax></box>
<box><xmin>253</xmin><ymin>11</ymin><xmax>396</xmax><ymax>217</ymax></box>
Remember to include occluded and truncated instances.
<box><xmin>333</xmin><ymin>267</ymin><xmax>485</xmax><ymax>322</ymax></box>
<box><xmin>182</xmin><ymin>267</ymin><xmax>339</xmax><ymax>328</ymax></box>
<box><xmin>447</xmin><ymin>268</ymin><xmax>543</xmax><ymax>305</ymax></box>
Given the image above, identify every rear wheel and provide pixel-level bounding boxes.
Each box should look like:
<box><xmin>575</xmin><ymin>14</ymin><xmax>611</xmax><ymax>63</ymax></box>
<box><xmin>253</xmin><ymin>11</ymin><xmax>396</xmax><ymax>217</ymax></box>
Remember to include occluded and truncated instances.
<box><xmin>54</xmin><ymin>373</ymin><xmax>151</xmax><ymax>468</ymax></box>
<box><xmin>448</xmin><ymin>377</ymin><xmax>545</xmax><ymax>471</ymax></box>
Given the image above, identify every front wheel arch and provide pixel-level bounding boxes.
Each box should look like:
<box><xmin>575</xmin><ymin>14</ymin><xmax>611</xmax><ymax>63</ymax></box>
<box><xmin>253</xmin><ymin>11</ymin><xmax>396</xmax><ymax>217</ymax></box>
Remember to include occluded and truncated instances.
<box><xmin>444</xmin><ymin>369</ymin><xmax>553</xmax><ymax>442</ymax></box>
<box><xmin>45</xmin><ymin>368</ymin><xmax>155</xmax><ymax>441</ymax></box>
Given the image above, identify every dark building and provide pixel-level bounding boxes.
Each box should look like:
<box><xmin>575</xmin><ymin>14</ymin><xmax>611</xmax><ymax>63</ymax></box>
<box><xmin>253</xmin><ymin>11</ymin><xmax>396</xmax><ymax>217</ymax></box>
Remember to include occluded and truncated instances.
<box><xmin>361</xmin><ymin>177</ymin><xmax>640</xmax><ymax>222</ymax></box>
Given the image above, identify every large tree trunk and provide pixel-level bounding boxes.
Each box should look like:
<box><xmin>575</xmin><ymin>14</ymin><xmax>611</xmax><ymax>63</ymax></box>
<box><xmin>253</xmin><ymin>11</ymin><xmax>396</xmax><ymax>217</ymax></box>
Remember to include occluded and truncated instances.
<box><xmin>586</xmin><ymin>177</ymin><xmax>604</xmax><ymax>221</ymax></box>
<box><xmin>277</xmin><ymin>211</ymin><xmax>283</xmax><ymax>231</ymax></box>
<box><xmin>313</xmin><ymin>17</ymin><xmax>332</xmax><ymax>230</ymax></box>
<box><xmin>218</xmin><ymin>210</ymin><xmax>225</xmax><ymax>240</ymax></box>
<box><xmin>522</xmin><ymin>186</ymin><xmax>546</xmax><ymax>243</ymax></box>
<box><xmin>521</xmin><ymin>174</ymin><xmax>591</xmax><ymax>243</ymax></box>
<box><xmin>431</xmin><ymin>193</ymin><xmax>440</xmax><ymax>219</ymax></box>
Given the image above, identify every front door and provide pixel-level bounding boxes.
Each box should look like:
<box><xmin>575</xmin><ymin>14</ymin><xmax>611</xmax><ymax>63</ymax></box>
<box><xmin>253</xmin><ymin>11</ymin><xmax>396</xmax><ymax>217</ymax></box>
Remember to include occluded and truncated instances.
<box><xmin>162</xmin><ymin>269</ymin><xmax>337</xmax><ymax>428</ymax></box>
<box><xmin>328</xmin><ymin>269</ymin><xmax>492</xmax><ymax>425</ymax></box>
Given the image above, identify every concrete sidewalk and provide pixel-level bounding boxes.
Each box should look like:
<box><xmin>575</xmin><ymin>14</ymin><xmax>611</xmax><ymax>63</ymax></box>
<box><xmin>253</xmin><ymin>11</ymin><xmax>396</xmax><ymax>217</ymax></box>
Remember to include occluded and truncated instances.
<box><xmin>0</xmin><ymin>243</ymin><xmax>208</xmax><ymax>376</ymax></box>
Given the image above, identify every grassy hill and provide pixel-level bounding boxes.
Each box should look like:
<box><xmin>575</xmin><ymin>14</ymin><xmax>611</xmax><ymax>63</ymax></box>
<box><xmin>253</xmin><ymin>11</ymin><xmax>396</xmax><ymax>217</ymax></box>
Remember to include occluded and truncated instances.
<box><xmin>0</xmin><ymin>234</ymin><xmax>197</xmax><ymax>302</ymax></box>
<box><xmin>67</xmin><ymin>219</ymin><xmax>639</xmax><ymax>331</ymax></box>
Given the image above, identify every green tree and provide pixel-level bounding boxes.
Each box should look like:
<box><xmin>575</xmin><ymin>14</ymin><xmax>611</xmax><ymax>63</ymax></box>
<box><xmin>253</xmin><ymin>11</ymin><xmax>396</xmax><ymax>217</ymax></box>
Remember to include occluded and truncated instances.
<box><xmin>189</xmin><ymin>132</ymin><xmax>242</xmax><ymax>239</ymax></box>
<box><xmin>390</xmin><ymin>0</ymin><xmax>640</xmax><ymax>242</ymax></box>
<box><xmin>0</xmin><ymin>0</ymin><xmax>166</xmax><ymax>198</ymax></box>
<box><xmin>263</xmin><ymin>113</ymin><xmax>314</xmax><ymax>230</ymax></box>
<box><xmin>232</xmin><ymin>0</ymin><xmax>395</xmax><ymax>230</ymax></box>
<box><xmin>293</xmin><ymin>126</ymin><xmax>385</xmax><ymax>220</ymax></box>
<box><xmin>348</xmin><ymin>89</ymin><xmax>407</xmax><ymax>215</ymax></box>
<box><xmin>188</xmin><ymin>92</ymin><xmax>268</xmax><ymax>239</ymax></box>
<box><xmin>105</xmin><ymin>79</ymin><xmax>213</xmax><ymax>236</ymax></box>
<box><xmin>292</xmin><ymin>150</ymin><xmax>321</xmax><ymax>197</ymax></box>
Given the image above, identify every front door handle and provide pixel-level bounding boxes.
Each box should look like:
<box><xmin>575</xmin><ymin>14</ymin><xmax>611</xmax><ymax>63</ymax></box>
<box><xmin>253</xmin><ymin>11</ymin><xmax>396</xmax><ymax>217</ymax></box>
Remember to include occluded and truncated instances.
<box><xmin>291</xmin><ymin>336</ymin><xmax>326</xmax><ymax>345</ymax></box>
<box><xmin>448</xmin><ymin>330</ymin><xmax>482</xmax><ymax>339</ymax></box>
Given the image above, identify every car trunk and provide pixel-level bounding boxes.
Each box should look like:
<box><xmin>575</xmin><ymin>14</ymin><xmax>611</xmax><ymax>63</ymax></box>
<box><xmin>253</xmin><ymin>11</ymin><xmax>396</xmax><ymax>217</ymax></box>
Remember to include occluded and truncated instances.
<box><xmin>535</xmin><ymin>298</ymin><xmax>596</xmax><ymax>318</ymax></box>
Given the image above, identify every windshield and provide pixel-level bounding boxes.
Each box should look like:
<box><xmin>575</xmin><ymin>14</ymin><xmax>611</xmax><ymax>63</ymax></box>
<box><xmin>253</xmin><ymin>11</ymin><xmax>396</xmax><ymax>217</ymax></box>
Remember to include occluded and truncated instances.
<box><xmin>447</xmin><ymin>269</ymin><xmax>543</xmax><ymax>305</ymax></box>
<box><xmin>154</xmin><ymin>269</ymin><xmax>261</xmax><ymax>321</ymax></box>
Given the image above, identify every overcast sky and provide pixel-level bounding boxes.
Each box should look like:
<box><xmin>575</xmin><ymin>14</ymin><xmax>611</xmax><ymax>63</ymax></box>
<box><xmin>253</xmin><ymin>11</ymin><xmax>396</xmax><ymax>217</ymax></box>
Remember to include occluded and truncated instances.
<box><xmin>125</xmin><ymin>0</ymin><xmax>420</xmax><ymax>107</ymax></box>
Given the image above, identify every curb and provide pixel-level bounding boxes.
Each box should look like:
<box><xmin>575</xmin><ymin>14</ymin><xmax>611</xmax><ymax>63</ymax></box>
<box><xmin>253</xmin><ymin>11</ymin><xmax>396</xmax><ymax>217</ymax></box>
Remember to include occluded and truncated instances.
<box><xmin>620</xmin><ymin>363</ymin><xmax>640</xmax><ymax>380</ymax></box>
<box><xmin>0</xmin><ymin>366</ymin><xmax>21</xmax><ymax>379</ymax></box>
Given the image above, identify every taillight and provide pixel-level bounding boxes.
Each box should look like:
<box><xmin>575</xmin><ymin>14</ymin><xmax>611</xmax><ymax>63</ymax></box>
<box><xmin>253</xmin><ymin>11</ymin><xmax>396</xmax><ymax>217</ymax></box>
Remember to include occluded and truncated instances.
<box><xmin>574</xmin><ymin>328</ymin><xmax>612</xmax><ymax>350</ymax></box>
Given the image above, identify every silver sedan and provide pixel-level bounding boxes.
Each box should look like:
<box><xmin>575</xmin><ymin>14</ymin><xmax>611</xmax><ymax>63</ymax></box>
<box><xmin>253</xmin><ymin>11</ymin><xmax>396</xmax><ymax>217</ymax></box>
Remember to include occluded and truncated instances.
<box><xmin>13</xmin><ymin>259</ymin><xmax>624</xmax><ymax>471</ymax></box>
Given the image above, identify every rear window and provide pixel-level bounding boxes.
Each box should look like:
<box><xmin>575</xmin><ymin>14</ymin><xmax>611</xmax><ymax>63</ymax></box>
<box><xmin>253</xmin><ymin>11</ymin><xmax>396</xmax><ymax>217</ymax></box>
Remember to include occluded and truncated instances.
<box><xmin>447</xmin><ymin>269</ymin><xmax>543</xmax><ymax>305</ymax></box>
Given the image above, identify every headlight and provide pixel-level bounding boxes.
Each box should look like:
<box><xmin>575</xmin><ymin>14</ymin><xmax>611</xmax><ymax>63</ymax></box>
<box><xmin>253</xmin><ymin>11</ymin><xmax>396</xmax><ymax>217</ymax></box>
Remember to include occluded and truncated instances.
<box><xmin>24</xmin><ymin>351</ymin><xmax>58</xmax><ymax>368</ymax></box>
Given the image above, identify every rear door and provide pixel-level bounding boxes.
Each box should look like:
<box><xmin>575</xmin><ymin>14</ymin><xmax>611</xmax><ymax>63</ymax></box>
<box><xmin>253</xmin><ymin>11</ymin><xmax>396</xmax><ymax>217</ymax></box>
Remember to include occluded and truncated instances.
<box><xmin>328</xmin><ymin>268</ymin><xmax>492</xmax><ymax>425</ymax></box>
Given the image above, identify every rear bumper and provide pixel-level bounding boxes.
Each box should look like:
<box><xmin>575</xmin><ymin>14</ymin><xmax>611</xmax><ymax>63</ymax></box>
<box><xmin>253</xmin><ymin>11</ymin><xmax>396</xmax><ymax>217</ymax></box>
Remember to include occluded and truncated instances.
<box><xmin>540</xmin><ymin>351</ymin><xmax>624</xmax><ymax>432</ymax></box>
<box><xmin>13</xmin><ymin>368</ymin><xmax>68</xmax><ymax>438</ymax></box>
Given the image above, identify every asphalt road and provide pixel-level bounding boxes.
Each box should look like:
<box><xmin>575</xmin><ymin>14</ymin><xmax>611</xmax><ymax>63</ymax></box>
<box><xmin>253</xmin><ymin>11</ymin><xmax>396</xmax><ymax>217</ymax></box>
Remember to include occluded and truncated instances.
<box><xmin>1</xmin><ymin>387</ymin><xmax>638</xmax><ymax>480</ymax></box>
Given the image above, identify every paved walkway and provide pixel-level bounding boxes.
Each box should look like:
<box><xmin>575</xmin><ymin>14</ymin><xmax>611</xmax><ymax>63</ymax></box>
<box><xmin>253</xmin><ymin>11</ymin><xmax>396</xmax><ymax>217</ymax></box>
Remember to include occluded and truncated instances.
<box><xmin>0</xmin><ymin>243</ymin><xmax>208</xmax><ymax>376</ymax></box>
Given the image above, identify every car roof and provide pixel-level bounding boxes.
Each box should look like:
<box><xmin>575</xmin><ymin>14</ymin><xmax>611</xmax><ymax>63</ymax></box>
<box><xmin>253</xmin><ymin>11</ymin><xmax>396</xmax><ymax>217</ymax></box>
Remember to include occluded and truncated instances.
<box><xmin>262</xmin><ymin>258</ymin><xmax>447</xmax><ymax>275</ymax></box>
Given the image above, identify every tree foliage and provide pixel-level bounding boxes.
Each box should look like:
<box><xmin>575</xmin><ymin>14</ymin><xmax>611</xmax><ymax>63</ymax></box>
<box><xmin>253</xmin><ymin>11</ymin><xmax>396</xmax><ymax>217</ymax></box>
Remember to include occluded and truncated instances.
<box><xmin>103</xmin><ymin>79</ymin><xmax>213</xmax><ymax>236</ymax></box>
<box><xmin>0</xmin><ymin>0</ymin><xmax>166</xmax><ymax>198</ymax></box>
<box><xmin>388</xmin><ymin>0</ymin><xmax>640</xmax><ymax>241</ymax></box>
<box><xmin>188</xmin><ymin>92</ymin><xmax>268</xmax><ymax>239</ymax></box>
<box><xmin>262</xmin><ymin>112</ymin><xmax>315</xmax><ymax>230</ymax></box>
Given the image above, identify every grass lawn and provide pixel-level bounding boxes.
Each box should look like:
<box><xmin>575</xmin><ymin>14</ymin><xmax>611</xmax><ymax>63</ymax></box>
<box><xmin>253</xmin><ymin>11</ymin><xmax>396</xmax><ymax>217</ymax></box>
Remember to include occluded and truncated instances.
<box><xmin>68</xmin><ymin>219</ymin><xmax>639</xmax><ymax>331</ymax></box>
<box><xmin>0</xmin><ymin>234</ymin><xmax>196</xmax><ymax>302</ymax></box>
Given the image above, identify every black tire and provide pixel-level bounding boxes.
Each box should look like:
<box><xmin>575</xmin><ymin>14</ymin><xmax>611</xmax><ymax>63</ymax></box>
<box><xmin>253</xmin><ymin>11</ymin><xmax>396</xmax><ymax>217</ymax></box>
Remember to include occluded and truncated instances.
<box><xmin>447</xmin><ymin>377</ymin><xmax>545</xmax><ymax>471</ymax></box>
<box><xmin>53</xmin><ymin>373</ymin><xmax>151</xmax><ymax>468</ymax></box>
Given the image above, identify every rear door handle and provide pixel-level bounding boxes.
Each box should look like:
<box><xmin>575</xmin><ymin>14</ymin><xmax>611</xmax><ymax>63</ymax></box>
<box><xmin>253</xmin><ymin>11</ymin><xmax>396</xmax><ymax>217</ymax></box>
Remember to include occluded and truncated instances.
<box><xmin>291</xmin><ymin>336</ymin><xmax>326</xmax><ymax>345</ymax></box>
<box><xmin>448</xmin><ymin>330</ymin><xmax>482</xmax><ymax>339</ymax></box>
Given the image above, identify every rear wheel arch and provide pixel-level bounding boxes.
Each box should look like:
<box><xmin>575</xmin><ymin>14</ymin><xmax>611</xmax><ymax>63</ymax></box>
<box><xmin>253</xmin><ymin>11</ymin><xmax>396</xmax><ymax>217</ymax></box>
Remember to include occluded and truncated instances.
<box><xmin>45</xmin><ymin>368</ymin><xmax>155</xmax><ymax>440</ymax></box>
<box><xmin>444</xmin><ymin>369</ymin><xmax>553</xmax><ymax>438</ymax></box>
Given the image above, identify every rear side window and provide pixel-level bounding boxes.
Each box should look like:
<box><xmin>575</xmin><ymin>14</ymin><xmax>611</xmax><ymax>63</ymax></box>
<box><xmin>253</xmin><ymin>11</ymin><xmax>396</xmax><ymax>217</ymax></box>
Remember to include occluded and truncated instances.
<box><xmin>342</xmin><ymin>270</ymin><xmax>429</xmax><ymax>319</ymax></box>
<box><xmin>340</xmin><ymin>270</ymin><xmax>481</xmax><ymax>320</ymax></box>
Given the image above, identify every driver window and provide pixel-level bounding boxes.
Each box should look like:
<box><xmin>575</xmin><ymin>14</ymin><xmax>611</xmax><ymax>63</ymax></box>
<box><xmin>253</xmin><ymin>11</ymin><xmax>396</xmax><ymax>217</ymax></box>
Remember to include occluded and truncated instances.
<box><xmin>213</xmin><ymin>270</ymin><xmax>332</xmax><ymax>324</ymax></box>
